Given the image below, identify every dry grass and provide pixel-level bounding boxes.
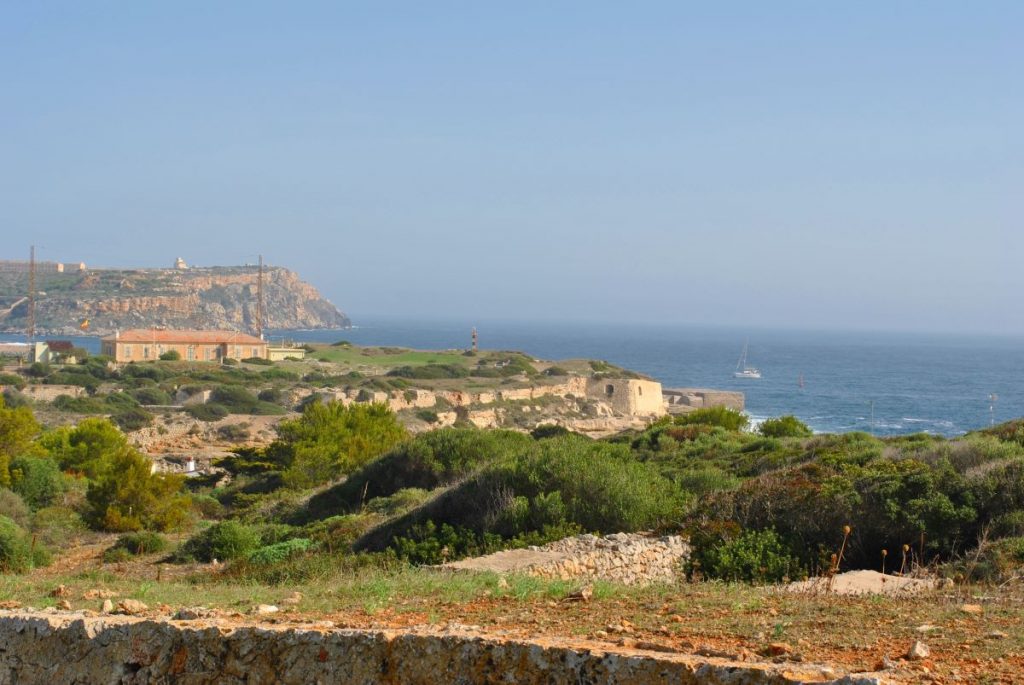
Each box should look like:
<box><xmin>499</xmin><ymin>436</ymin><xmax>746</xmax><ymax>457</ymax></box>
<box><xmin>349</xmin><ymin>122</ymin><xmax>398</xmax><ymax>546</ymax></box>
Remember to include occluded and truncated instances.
<box><xmin>1</xmin><ymin>543</ymin><xmax>1022</xmax><ymax>683</ymax></box>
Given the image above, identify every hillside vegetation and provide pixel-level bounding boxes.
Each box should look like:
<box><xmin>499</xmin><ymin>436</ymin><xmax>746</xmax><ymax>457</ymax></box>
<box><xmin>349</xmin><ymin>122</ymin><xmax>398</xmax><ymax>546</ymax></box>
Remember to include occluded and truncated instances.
<box><xmin>3</xmin><ymin>382</ymin><xmax>1024</xmax><ymax>587</ymax></box>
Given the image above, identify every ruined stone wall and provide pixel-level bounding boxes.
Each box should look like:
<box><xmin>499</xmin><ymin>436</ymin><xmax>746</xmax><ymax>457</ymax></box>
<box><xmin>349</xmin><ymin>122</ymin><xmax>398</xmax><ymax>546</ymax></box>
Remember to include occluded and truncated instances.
<box><xmin>587</xmin><ymin>379</ymin><xmax>665</xmax><ymax>417</ymax></box>
<box><xmin>0</xmin><ymin>612</ymin><xmax>875</xmax><ymax>684</ymax></box>
<box><xmin>664</xmin><ymin>388</ymin><xmax>745</xmax><ymax>413</ymax></box>
<box><xmin>12</xmin><ymin>384</ymin><xmax>86</xmax><ymax>401</ymax></box>
<box><xmin>448</xmin><ymin>533</ymin><xmax>689</xmax><ymax>586</ymax></box>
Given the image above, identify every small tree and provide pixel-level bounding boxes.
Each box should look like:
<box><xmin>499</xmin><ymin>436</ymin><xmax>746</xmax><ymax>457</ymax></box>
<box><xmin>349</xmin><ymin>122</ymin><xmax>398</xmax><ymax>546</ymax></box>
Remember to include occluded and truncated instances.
<box><xmin>159</xmin><ymin>350</ymin><xmax>181</xmax><ymax>361</ymax></box>
<box><xmin>0</xmin><ymin>396</ymin><xmax>43</xmax><ymax>486</ymax></box>
<box><xmin>270</xmin><ymin>401</ymin><xmax>408</xmax><ymax>488</ymax></box>
<box><xmin>86</xmin><ymin>447</ymin><xmax>190</xmax><ymax>531</ymax></box>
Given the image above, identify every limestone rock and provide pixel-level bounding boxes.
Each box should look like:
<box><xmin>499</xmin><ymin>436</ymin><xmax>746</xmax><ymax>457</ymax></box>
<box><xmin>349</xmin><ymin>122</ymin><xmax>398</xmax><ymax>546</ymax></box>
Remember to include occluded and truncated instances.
<box><xmin>115</xmin><ymin>599</ymin><xmax>148</xmax><ymax>615</ymax></box>
<box><xmin>906</xmin><ymin>640</ymin><xmax>930</xmax><ymax>660</ymax></box>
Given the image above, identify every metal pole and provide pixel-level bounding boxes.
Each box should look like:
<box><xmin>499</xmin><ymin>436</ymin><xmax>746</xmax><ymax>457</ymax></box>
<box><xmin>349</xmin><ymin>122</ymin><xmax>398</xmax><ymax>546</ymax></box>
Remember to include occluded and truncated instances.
<box><xmin>27</xmin><ymin>245</ymin><xmax>35</xmax><ymax>344</ymax></box>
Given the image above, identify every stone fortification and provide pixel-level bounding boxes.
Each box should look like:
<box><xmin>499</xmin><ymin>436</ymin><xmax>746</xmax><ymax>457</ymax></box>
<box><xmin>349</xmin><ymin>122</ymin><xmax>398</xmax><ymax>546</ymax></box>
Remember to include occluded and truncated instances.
<box><xmin>663</xmin><ymin>387</ymin><xmax>745</xmax><ymax>413</ymax></box>
<box><xmin>0</xmin><ymin>611</ymin><xmax>879</xmax><ymax>684</ymax></box>
<box><xmin>447</xmin><ymin>532</ymin><xmax>690</xmax><ymax>586</ymax></box>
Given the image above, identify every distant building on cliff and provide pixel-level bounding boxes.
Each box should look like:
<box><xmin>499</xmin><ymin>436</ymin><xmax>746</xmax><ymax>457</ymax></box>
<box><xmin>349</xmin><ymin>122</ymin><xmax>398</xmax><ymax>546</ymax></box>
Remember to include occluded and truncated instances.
<box><xmin>174</xmin><ymin>257</ymin><xmax>188</xmax><ymax>270</ymax></box>
<box><xmin>101</xmin><ymin>329</ymin><xmax>268</xmax><ymax>362</ymax></box>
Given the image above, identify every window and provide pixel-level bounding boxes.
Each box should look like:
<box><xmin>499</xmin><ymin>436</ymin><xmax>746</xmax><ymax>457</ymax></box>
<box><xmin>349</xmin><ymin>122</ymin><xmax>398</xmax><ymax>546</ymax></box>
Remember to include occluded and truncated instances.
<box><xmin>187</xmin><ymin>346</ymin><xmax>195</xmax><ymax>361</ymax></box>
<box><xmin>605</xmin><ymin>384</ymin><xmax>615</xmax><ymax>396</ymax></box>
<box><xmin>251</xmin><ymin>347</ymin><xmax>258</xmax><ymax>358</ymax></box>
<box><xmin>124</xmin><ymin>345</ymin><xmax>133</xmax><ymax>359</ymax></box>
<box><xmin>637</xmin><ymin>386</ymin><xmax>642</xmax><ymax>396</ymax></box>
<box><xmin>143</xmin><ymin>346</ymin><xmax>150</xmax><ymax>359</ymax></box>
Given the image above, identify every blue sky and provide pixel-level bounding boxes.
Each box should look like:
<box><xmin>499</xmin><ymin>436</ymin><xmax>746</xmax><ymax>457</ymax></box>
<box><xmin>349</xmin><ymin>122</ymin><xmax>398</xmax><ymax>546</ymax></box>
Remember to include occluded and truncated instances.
<box><xmin>2</xmin><ymin>3</ymin><xmax>1021</xmax><ymax>333</ymax></box>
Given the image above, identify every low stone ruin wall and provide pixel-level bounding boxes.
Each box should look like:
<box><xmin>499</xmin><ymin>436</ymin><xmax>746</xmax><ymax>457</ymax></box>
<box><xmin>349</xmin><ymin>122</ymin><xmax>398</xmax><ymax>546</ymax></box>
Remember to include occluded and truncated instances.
<box><xmin>0</xmin><ymin>612</ymin><xmax>878</xmax><ymax>684</ymax></box>
<box><xmin>447</xmin><ymin>533</ymin><xmax>690</xmax><ymax>586</ymax></box>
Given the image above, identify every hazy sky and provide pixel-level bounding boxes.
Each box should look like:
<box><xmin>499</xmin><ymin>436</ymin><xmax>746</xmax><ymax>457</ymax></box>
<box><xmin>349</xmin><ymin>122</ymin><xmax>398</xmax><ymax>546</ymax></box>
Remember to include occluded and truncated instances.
<box><xmin>2</xmin><ymin>3</ymin><xmax>1021</xmax><ymax>334</ymax></box>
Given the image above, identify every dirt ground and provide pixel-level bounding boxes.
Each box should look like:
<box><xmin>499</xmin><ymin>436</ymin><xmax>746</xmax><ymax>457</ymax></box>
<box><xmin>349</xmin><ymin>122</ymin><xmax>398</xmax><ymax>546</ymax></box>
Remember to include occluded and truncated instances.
<box><xmin>7</xmin><ymin>540</ymin><xmax>1022</xmax><ymax>684</ymax></box>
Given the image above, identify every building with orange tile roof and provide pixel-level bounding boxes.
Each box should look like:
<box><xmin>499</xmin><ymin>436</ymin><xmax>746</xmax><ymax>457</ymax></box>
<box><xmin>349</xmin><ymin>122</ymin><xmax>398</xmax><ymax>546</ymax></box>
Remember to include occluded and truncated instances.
<box><xmin>100</xmin><ymin>329</ymin><xmax>267</xmax><ymax>363</ymax></box>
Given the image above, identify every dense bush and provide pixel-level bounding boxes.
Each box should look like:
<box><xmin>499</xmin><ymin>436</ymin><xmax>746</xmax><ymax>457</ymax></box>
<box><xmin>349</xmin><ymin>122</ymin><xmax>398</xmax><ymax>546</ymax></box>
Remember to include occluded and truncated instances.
<box><xmin>688</xmin><ymin>526</ymin><xmax>800</xmax><ymax>583</ymax></box>
<box><xmin>113</xmin><ymin>407</ymin><xmax>154</xmax><ymax>432</ymax></box>
<box><xmin>86</xmin><ymin>446</ymin><xmax>190</xmax><ymax>531</ymax></box>
<box><xmin>298</xmin><ymin>428</ymin><xmax>532</xmax><ymax>521</ymax></box>
<box><xmin>0</xmin><ymin>374</ymin><xmax>26</xmax><ymax>390</ymax></box>
<box><xmin>360</xmin><ymin>435</ymin><xmax>681</xmax><ymax>555</ymax></box>
<box><xmin>178</xmin><ymin>521</ymin><xmax>262</xmax><ymax>562</ymax></box>
<box><xmin>674</xmin><ymin>407</ymin><xmax>749</xmax><ymax>431</ymax></box>
<box><xmin>0</xmin><ymin>397</ymin><xmax>42</xmax><ymax>486</ymax></box>
<box><xmin>31</xmin><ymin>506</ymin><xmax>86</xmax><ymax>549</ymax></box>
<box><xmin>247</xmin><ymin>538</ymin><xmax>313</xmax><ymax>565</ymax></box>
<box><xmin>387</xmin><ymin>364</ymin><xmax>469</xmax><ymax>379</ymax></box>
<box><xmin>10</xmin><ymin>455</ymin><xmax>63</xmax><ymax>509</ymax></box>
<box><xmin>217</xmin><ymin>423</ymin><xmax>250</xmax><ymax>442</ymax></box>
<box><xmin>0</xmin><ymin>489</ymin><xmax>32</xmax><ymax>528</ymax></box>
<box><xmin>104</xmin><ymin>531</ymin><xmax>169</xmax><ymax>560</ymax></box>
<box><xmin>130</xmin><ymin>387</ymin><xmax>173</xmax><ymax>405</ymax></box>
<box><xmin>257</xmin><ymin>388</ymin><xmax>283</xmax><ymax>403</ymax></box>
<box><xmin>210</xmin><ymin>386</ymin><xmax>285</xmax><ymax>415</ymax></box>
<box><xmin>159</xmin><ymin>350</ymin><xmax>181</xmax><ymax>361</ymax></box>
<box><xmin>185</xmin><ymin>403</ymin><xmax>229</xmax><ymax>422</ymax></box>
<box><xmin>242</xmin><ymin>357</ymin><xmax>273</xmax><ymax>366</ymax></box>
<box><xmin>0</xmin><ymin>515</ymin><xmax>47</xmax><ymax>572</ymax></box>
<box><xmin>267</xmin><ymin>401</ymin><xmax>408</xmax><ymax>489</ymax></box>
<box><xmin>759</xmin><ymin>415</ymin><xmax>813</xmax><ymax>438</ymax></box>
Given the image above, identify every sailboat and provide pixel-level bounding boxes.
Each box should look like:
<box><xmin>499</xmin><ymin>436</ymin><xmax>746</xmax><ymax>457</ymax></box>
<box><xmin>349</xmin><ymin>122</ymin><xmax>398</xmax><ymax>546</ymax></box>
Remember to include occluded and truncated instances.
<box><xmin>734</xmin><ymin>340</ymin><xmax>762</xmax><ymax>379</ymax></box>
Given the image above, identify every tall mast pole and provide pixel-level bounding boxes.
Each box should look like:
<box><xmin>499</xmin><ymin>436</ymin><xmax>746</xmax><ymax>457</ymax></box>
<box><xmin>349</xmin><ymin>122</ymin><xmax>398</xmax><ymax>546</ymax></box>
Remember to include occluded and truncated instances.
<box><xmin>27</xmin><ymin>245</ymin><xmax>36</xmax><ymax>344</ymax></box>
<box><xmin>256</xmin><ymin>255</ymin><xmax>265</xmax><ymax>340</ymax></box>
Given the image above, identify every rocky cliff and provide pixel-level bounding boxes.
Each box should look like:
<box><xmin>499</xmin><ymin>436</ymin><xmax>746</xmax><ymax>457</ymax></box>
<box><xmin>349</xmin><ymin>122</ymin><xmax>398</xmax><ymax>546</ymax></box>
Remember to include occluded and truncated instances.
<box><xmin>0</xmin><ymin>265</ymin><xmax>349</xmax><ymax>335</ymax></box>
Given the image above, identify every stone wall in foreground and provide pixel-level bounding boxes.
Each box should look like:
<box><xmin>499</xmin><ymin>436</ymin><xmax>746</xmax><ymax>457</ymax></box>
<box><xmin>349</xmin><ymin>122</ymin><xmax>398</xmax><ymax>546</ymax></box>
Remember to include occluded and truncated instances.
<box><xmin>0</xmin><ymin>612</ymin><xmax>879</xmax><ymax>685</ymax></box>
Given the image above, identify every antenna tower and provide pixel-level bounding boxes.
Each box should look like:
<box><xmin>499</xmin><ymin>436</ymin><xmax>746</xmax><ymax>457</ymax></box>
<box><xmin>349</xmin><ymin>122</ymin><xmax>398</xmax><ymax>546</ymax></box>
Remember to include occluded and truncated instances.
<box><xmin>256</xmin><ymin>255</ymin><xmax>265</xmax><ymax>339</ymax></box>
<box><xmin>27</xmin><ymin>245</ymin><xmax>36</xmax><ymax>344</ymax></box>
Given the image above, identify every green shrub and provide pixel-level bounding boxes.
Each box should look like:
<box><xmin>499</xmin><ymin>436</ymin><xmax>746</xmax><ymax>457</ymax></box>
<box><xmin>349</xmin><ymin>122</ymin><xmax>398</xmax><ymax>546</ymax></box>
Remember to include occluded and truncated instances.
<box><xmin>0</xmin><ymin>374</ymin><xmax>26</xmax><ymax>390</ymax></box>
<box><xmin>242</xmin><ymin>357</ymin><xmax>273</xmax><ymax>366</ymax></box>
<box><xmin>190</xmin><ymin>494</ymin><xmax>226</xmax><ymax>519</ymax></box>
<box><xmin>222</xmin><ymin>357</ymin><xmax>239</xmax><ymax>366</ymax></box>
<box><xmin>0</xmin><ymin>489</ymin><xmax>31</xmax><ymax>528</ymax></box>
<box><xmin>10</xmin><ymin>455</ymin><xmax>64</xmax><ymax>509</ymax></box>
<box><xmin>387</xmin><ymin>364</ymin><xmax>469</xmax><ymax>379</ymax></box>
<box><xmin>760</xmin><ymin>415</ymin><xmax>813</xmax><ymax>438</ymax></box>
<box><xmin>1</xmin><ymin>389</ymin><xmax>29</xmax><ymax>408</ymax></box>
<box><xmin>31</xmin><ymin>506</ymin><xmax>86</xmax><ymax>549</ymax></box>
<box><xmin>674</xmin><ymin>407</ymin><xmax>749</xmax><ymax>431</ymax></box>
<box><xmin>113</xmin><ymin>407</ymin><xmax>154</xmax><ymax>432</ymax></box>
<box><xmin>130</xmin><ymin>387</ymin><xmax>173</xmax><ymax>405</ymax></box>
<box><xmin>185</xmin><ymin>403</ymin><xmax>229</xmax><ymax>422</ymax></box>
<box><xmin>257</xmin><ymin>388</ymin><xmax>283</xmax><ymax>403</ymax></box>
<box><xmin>247</xmin><ymin>538</ymin><xmax>313</xmax><ymax>565</ymax></box>
<box><xmin>104</xmin><ymin>531</ymin><xmax>169</xmax><ymax>561</ymax></box>
<box><xmin>688</xmin><ymin>526</ymin><xmax>800</xmax><ymax>584</ymax></box>
<box><xmin>270</xmin><ymin>401</ymin><xmax>408</xmax><ymax>489</ymax></box>
<box><xmin>0</xmin><ymin>515</ymin><xmax>44</xmax><ymax>572</ymax></box>
<box><xmin>415</xmin><ymin>409</ymin><xmax>439</xmax><ymax>424</ymax></box>
<box><xmin>178</xmin><ymin>520</ymin><xmax>262</xmax><ymax>562</ymax></box>
<box><xmin>217</xmin><ymin>423</ymin><xmax>250</xmax><ymax>442</ymax></box>
<box><xmin>25</xmin><ymin>363</ymin><xmax>50</xmax><ymax>378</ymax></box>
<box><xmin>298</xmin><ymin>428</ymin><xmax>532</xmax><ymax>521</ymax></box>
<box><xmin>159</xmin><ymin>350</ymin><xmax>181</xmax><ymax>361</ymax></box>
<box><xmin>542</xmin><ymin>366</ymin><xmax>568</xmax><ymax>376</ymax></box>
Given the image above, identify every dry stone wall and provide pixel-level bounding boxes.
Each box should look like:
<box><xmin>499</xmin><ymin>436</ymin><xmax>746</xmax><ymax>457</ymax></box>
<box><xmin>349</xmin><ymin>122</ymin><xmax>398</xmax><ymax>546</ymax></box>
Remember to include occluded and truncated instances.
<box><xmin>447</xmin><ymin>533</ymin><xmax>691</xmax><ymax>586</ymax></box>
<box><xmin>0</xmin><ymin>612</ymin><xmax>880</xmax><ymax>685</ymax></box>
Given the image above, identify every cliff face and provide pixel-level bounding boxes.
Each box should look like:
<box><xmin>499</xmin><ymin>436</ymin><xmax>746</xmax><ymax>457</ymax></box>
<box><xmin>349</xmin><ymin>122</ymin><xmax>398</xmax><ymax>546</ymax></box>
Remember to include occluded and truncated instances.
<box><xmin>0</xmin><ymin>265</ymin><xmax>349</xmax><ymax>335</ymax></box>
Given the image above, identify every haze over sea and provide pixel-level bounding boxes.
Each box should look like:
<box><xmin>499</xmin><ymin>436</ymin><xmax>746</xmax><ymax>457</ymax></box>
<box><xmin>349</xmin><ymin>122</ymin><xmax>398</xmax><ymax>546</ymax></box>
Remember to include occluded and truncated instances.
<box><xmin>6</xmin><ymin>320</ymin><xmax>1021</xmax><ymax>438</ymax></box>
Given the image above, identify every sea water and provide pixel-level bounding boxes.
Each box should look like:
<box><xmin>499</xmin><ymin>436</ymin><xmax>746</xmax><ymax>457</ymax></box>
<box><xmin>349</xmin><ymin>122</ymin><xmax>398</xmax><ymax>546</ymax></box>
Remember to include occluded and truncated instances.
<box><xmin>5</xmin><ymin>319</ymin><xmax>1021</xmax><ymax>437</ymax></box>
